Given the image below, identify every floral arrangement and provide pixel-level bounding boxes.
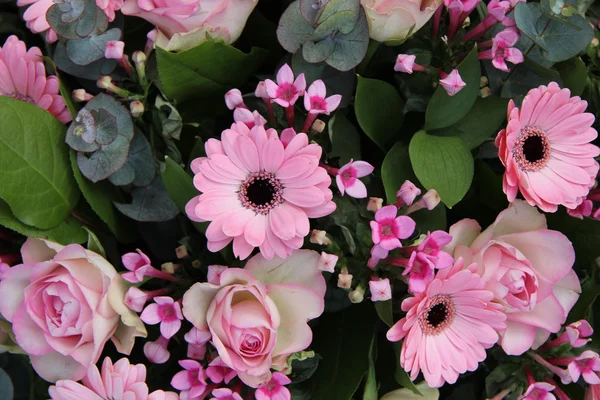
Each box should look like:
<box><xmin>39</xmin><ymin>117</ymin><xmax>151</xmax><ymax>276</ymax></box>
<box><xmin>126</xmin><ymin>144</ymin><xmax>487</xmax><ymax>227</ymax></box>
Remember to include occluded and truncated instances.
<box><xmin>0</xmin><ymin>0</ymin><xmax>600</xmax><ymax>399</ymax></box>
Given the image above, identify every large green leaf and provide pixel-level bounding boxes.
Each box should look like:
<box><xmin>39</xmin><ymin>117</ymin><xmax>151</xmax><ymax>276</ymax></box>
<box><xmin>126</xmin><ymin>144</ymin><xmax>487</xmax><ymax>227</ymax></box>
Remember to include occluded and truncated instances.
<box><xmin>431</xmin><ymin>97</ymin><xmax>508</xmax><ymax>150</ymax></box>
<box><xmin>547</xmin><ymin>210</ymin><xmax>600</xmax><ymax>269</ymax></box>
<box><xmin>425</xmin><ymin>46</ymin><xmax>481</xmax><ymax>131</ymax></box>
<box><xmin>156</xmin><ymin>41</ymin><xmax>268</xmax><ymax>105</ymax></box>
<box><xmin>0</xmin><ymin>97</ymin><xmax>79</xmax><ymax>229</ymax></box>
<box><xmin>355</xmin><ymin>76</ymin><xmax>404</xmax><ymax>150</ymax></box>
<box><xmin>162</xmin><ymin>157</ymin><xmax>208</xmax><ymax>233</ymax></box>
<box><xmin>311</xmin><ymin>303</ymin><xmax>376</xmax><ymax>400</ymax></box>
<box><xmin>328</xmin><ymin>113</ymin><xmax>361</xmax><ymax>164</ymax></box>
<box><xmin>409</xmin><ymin>131</ymin><xmax>474</xmax><ymax>208</ymax></box>
<box><xmin>555</xmin><ymin>57</ymin><xmax>588</xmax><ymax>97</ymax></box>
<box><xmin>0</xmin><ymin>199</ymin><xmax>86</xmax><ymax>245</ymax></box>
<box><xmin>514</xmin><ymin>2</ymin><xmax>594</xmax><ymax>62</ymax></box>
<box><xmin>70</xmin><ymin>151</ymin><xmax>134</xmax><ymax>242</ymax></box>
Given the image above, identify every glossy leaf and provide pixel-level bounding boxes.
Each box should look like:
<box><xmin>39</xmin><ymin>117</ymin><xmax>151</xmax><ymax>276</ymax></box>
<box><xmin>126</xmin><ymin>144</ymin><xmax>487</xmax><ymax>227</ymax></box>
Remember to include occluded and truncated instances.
<box><xmin>0</xmin><ymin>97</ymin><xmax>79</xmax><ymax>229</ymax></box>
<box><xmin>409</xmin><ymin>131</ymin><xmax>474</xmax><ymax>208</ymax></box>
<box><xmin>425</xmin><ymin>46</ymin><xmax>481</xmax><ymax>131</ymax></box>
<box><xmin>328</xmin><ymin>113</ymin><xmax>361</xmax><ymax>164</ymax></box>
<box><xmin>355</xmin><ymin>76</ymin><xmax>404</xmax><ymax>150</ymax></box>
<box><xmin>555</xmin><ymin>57</ymin><xmax>588</xmax><ymax>96</ymax></box>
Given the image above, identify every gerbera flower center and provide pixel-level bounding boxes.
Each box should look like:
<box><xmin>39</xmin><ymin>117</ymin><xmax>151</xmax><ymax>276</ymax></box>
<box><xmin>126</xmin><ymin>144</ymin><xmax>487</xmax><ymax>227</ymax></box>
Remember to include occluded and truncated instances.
<box><xmin>419</xmin><ymin>295</ymin><xmax>455</xmax><ymax>335</ymax></box>
<box><xmin>239</xmin><ymin>172</ymin><xmax>284</xmax><ymax>214</ymax></box>
<box><xmin>512</xmin><ymin>126</ymin><xmax>550</xmax><ymax>171</ymax></box>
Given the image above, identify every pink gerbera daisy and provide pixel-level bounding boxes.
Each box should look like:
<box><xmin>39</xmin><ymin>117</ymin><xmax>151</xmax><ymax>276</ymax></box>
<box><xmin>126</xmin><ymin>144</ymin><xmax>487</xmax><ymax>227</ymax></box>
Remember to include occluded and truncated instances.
<box><xmin>496</xmin><ymin>82</ymin><xmax>600</xmax><ymax>212</ymax></box>
<box><xmin>0</xmin><ymin>36</ymin><xmax>70</xmax><ymax>123</ymax></box>
<box><xmin>386</xmin><ymin>258</ymin><xmax>506</xmax><ymax>387</ymax></box>
<box><xmin>186</xmin><ymin>122</ymin><xmax>336</xmax><ymax>260</ymax></box>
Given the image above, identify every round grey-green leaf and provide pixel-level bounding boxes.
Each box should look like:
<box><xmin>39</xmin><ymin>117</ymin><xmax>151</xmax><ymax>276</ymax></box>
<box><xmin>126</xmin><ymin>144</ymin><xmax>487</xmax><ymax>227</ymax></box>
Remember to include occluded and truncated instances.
<box><xmin>409</xmin><ymin>131</ymin><xmax>474</xmax><ymax>208</ymax></box>
<box><xmin>0</xmin><ymin>97</ymin><xmax>80</xmax><ymax>229</ymax></box>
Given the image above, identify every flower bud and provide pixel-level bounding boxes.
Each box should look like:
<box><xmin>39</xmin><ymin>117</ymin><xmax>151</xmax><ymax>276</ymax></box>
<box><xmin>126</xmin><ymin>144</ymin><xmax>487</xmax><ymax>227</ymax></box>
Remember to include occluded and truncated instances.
<box><xmin>175</xmin><ymin>245</ymin><xmax>189</xmax><ymax>259</ymax></box>
<box><xmin>161</xmin><ymin>262</ymin><xmax>179</xmax><ymax>274</ymax></box>
<box><xmin>124</xmin><ymin>286</ymin><xmax>148</xmax><ymax>312</ymax></box>
<box><xmin>97</xmin><ymin>76</ymin><xmax>115</xmax><ymax>90</ymax></box>
<box><xmin>132</xmin><ymin>50</ymin><xmax>147</xmax><ymax>65</ymax></box>
<box><xmin>369</xmin><ymin>278</ymin><xmax>392</xmax><ymax>302</ymax></box>
<box><xmin>144</xmin><ymin>336</ymin><xmax>170</xmax><ymax>364</ymax></box>
<box><xmin>310</xmin><ymin>229</ymin><xmax>331</xmax><ymax>245</ymax></box>
<box><xmin>104</xmin><ymin>40</ymin><xmax>125</xmax><ymax>60</ymax></box>
<box><xmin>225</xmin><ymin>89</ymin><xmax>245</xmax><ymax>110</ymax></box>
<box><xmin>349</xmin><ymin>285</ymin><xmax>365</xmax><ymax>303</ymax></box>
<box><xmin>422</xmin><ymin>189</ymin><xmax>441</xmax><ymax>210</ymax></box>
<box><xmin>130</xmin><ymin>100</ymin><xmax>144</xmax><ymax>117</ymax></box>
<box><xmin>311</xmin><ymin>119</ymin><xmax>326</xmax><ymax>133</ymax></box>
<box><xmin>367</xmin><ymin>197</ymin><xmax>384</xmax><ymax>212</ymax></box>
<box><xmin>396</xmin><ymin>180</ymin><xmax>421</xmax><ymax>207</ymax></box>
<box><xmin>592</xmin><ymin>38</ymin><xmax>600</xmax><ymax>47</ymax></box>
<box><xmin>255</xmin><ymin>81</ymin><xmax>269</xmax><ymax>100</ymax></box>
<box><xmin>207</xmin><ymin>265</ymin><xmax>228</xmax><ymax>285</ymax></box>
<box><xmin>72</xmin><ymin>89</ymin><xmax>93</xmax><ymax>102</ymax></box>
<box><xmin>480</xmin><ymin>76</ymin><xmax>489</xmax><ymax>88</ymax></box>
<box><xmin>479</xmin><ymin>87</ymin><xmax>492</xmax><ymax>98</ymax></box>
<box><xmin>192</xmin><ymin>259</ymin><xmax>201</xmax><ymax>269</ymax></box>
<box><xmin>337</xmin><ymin>267</ymin><xmax>353</xmax><ymax>289</ymax></box>
<box><xmin>318</xmin><ymin>252</ymin><xmax>338</xmax><ymax>273</ymax></box>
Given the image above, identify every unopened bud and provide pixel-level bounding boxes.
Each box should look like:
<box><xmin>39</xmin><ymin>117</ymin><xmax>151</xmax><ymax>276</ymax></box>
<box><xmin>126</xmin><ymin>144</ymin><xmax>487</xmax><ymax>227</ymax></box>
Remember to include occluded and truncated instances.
<box><xmin>311</xmin><ymin>119</ymin><xmax>326</xmax><ymax>133</ymax></box>
<box><xmin>132</xmin><ymin>50</ymin><xmax>147</xmax><ymax>84</ymax></box>
<box><xmin>225</xmin><ymin>89</ymin><xmax>245</xmax><ymax>110</ymax></box>
<box><xmin>369</xmin><ymin>278</ymin><xmax>392</xmax><ymax>302</ymax></box>
<box><xmin>479</xmin><ymin>87</ymin><xmax>492</xmax><ymax>98</ymax></box>
<box><xmin>480</xmin><ymin>76</ymin><xmax>489</xmax><ymax>88</ymax></box>
<box><xmin>422</xmin><ymin>189</ymin><xmax>441</xmax><ymax>209</ymax></box>
<box><xmin>596</xmin><ymin>256</ymin><xmax>600</xmax><ymax>268</ymax></box>
<box><xmin>72</xmin><ymin>89</ymin><xmax>93</xmax><ymax>103</ymax></box>
<box><xmin>132</xmin><ymin>50</ymin><xmax>147</xmax><ymax>66</ymax></box>
<box><xmin>349</xmin><ymin>285</ymin><xmax>365</xmax><ymax>303</ymax></box>
<box><xmin>175</xmin><ymin>245</ymin><xmax>189</xmax><ymax>259</ymax></box>
<box><xmin>161</xmin><ymin>262</ymin><xmax>179</xmax><ymax>275</ymax></box>
<box><xmin>130</xmin><ymin>100</ymin><xmax>144</xmax><ymax>117</ymax></box>
<box><xmin>105</xmin><ymin>40</ymin><xmax>125</xmax><ymax>60</ymax></box>
<box><xmin>462</xmin><ymin>16</ymin><xmax>470</xmax><ymax>29</ymax></box>
<box><xmin>396</xmin><ymin>180</ymin><xmax>421</xmax><ymax>207</ymax></box>
<box><xmin>207</xmin><ymin>265</ymin><xmax>228</xmax><ymax>285</ymax></box>
<box><xmin>592</xmin><ymin>38</ymin><xmax>600</xmax><ymax>47</ymax></box>
<box><xmin>192</xmin><ymin>260</ymin><xmax>201</xmax><ymax>269</ymax></box>
<box><xmin>367</xmin><ymin>197</ymin><xmax>384</xmax><ymax>212</ymax></box>
<box><xmin>337</xmin><ymin>267</ymin><xmax>352</xmax><ymax>289</ymax></box>
<box><xmin>97</xmin><ymin>75</ymin><xmax>115</xmax><ymax>90</ymax></box>
<box><xmin>318</xmin><ymin>252</ymin><xmax>338</xmax><ymax>273</ymax></box>
<box><xmin>310</xmin><ymin>230</ymin><xmax>331</xmax><ymax>245</ymax></box>
<box><xmin>597</xmin><ymin>50</ymin><xmax>600</xmax><ymax>59</ymax></box>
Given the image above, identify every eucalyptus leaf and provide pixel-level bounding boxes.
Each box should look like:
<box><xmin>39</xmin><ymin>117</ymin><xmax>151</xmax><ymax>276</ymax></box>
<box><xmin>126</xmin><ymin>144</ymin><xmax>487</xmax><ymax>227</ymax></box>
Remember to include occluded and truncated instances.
<box><xmin>0</xmin><ymin>368</ymin><xmax>13</xmax><ymax>400</ymax></box>
<box><xmin>303</xmin><ymin>38</ymin><xmax>335</xmax><ymax>63</ymax></box>
<box><xmin>66</xmin><ymin>28</ymin><xmax>121</xmax><ymax>66</ymax></box>
<box><xmin>109</xmin><ymin>129</ymin><xmax>156</xmax><ymax>187</ymax></box>
<box><xmin>278</xmin><ymin>0</ymin><xmax>318</xmax><ymax>53</ymax></box>
<box><xmin>322</xmin><ymin>8</ymin><xmax>369</xmax><ymax>71</ymax></box>
<box><xmin>156</xmin><ymin>96</ymin><xmax>183</xmax><ymax>140</ymax></box>
<box><xmin>54</xmin><ymin>42</ymin><xmax>116</xmax><ymax>80</ymax></box>
<box><xmin>425</xmin><ymin>46</ymin><xmax>481</xmax><ymax>131</ymax></box>
<box><xmin>300</xmin><ymin>0</ymin><xmax>324</xmax><ymax>23</ymax></box>
<box><xmin>316</xmin><ymin>0</ymin><xmax>360</xmax><ymax>35</ymax></box>
<box><xmin>355</xmin><ymin>76</ymin><xmax>404</xmax><ymax>150</ymax></box>
<box><xmin>0</xmin><ymin>97</ymin><xmax>79</xmax><ymax>229</ymax></box>
<box><xmin>409</xmin><ymin>131</ymin><xmax>474</xmax><ymax>208</ymax></box>
<box><xmin>46</xmin><ymin>0</ymin><xmax>107</xmax><ymax>40</ymax></box>
<box><xmin>115</xmin><ymin>176</ymin><xmax>179</xmax><ymax>222</ymax></box>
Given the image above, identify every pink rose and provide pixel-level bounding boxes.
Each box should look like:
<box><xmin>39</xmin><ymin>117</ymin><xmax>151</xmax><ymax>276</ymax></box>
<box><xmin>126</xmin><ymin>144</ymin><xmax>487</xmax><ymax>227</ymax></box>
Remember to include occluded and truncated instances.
<box><xmin>444</xmin><ymin>200</ymin><xmax>580</xmax><ymax>355</ymax></box>
<box><xmin>122</xmin><ymin>0</ymin><xmax>259</xmax><ymax>51</ymax></box>
<box><xmin>361</xmin><ymin>0</ymin><xmax>443</xmax><ymax>43</ymax></box>
<box><xmin>182</xmin><ymin>250</ymin><xmax>325</xmax><ymax>387</ymax></box>
<box><xmin>0</xmin><ymin>239</ymin><xmax>146</xmax><ymax>382</ymax></box>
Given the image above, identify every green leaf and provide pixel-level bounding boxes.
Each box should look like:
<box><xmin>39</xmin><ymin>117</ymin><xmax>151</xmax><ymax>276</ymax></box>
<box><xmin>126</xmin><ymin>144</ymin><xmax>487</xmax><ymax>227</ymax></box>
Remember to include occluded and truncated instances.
<box><xmin>0</xmin><ymin>97</ymin><xmax>80</xmax><ymax>229</ymax></box>
<box><xmin>547</xmin><ymin>210</ymin><xmax>600</xmax><ymax>269</ymax></box>
<box><xmin>70</xmin><ymin>150</ymin><xmax>134</xmax><ymax>242</ymax></box>
<box><xmin>156</xmin><ymin>41</ymin><xmax>268</xmax><ymax>105</ymax></box>
<box><xmin>355</xmin><ymin>76</ymin><xmax>404</xmax><ymax>150</ymax></box>
<box><xmin>409</xmin><ymin>131</ymin><xmax>474</xmax><ymax>208</ymax></box>
<box><xmin>315</xmin><ymin>0</ymin><xmax>360</xmax><ymax>35</ymax></box>
<box><xmin>362</xmin><ymin>334</ymin><xmax>378</xmax><ymax>400</ymax></box>
<box><xmin>555</xmin><ymin>57</ymin><xmax>588</xmax><ymax>96</ymax></box>
<box><xmin>84</xmin><ymin>227</ymin><xmax>106</xmax><ymax>257</ymax></box>
<box><xmin>114</xmin><ymin>176</ymin><xmax>179</xmax><ymax>222</ymax></box>
<box><xmin>431</xmin><ymin>97</ymin><xmax>508</xmax><ymax>150</ymax></box>
<box><xmin>108</xmin><ymin>129</ymin><xmax>156</xmax><ymax>187</ymax></box>
<box><xmin>277</xmin><ymin>0</ymin><xmax>317</xmax><ymax>53</ymax></box>
<box><xmin>514</xmin><ymin>2</ymin><xmax>594</xmax><ymax>62</ymax></box>
<box><xmin>328</xmin><ymin>113</ymin><xmax>361</xmax><ymax>164</ymax></box>
<box><xmin>162</xmin><ymin>157</ymin><xmax>208</xmax><ymax>233</ymax></box>
<box><xmin>374</xmin><ymin>300</ymin><xmax>393</xmax><ymax>327</ymax></box>
<box><xmin>567</xmin><ymin>278</ymin><xmax>600</xmax><ymax>324</ymax></box>
<box><xmin>381</xmin><ymin>142</ymin><xmax>447</xmax><ymax>231</ymax></box>
<box><xmin>0</xmin><ymin>199</ymin><xmax>86</xmax><ymax>245</ymax></box>
<box><xmin>65</xmin><ymin>28</ymin><xmax>121</xmax><ymax>66</ymax></box>
<box><xmin>0</xmin><ymin>369</ymin><xmax>13</xmax><ymax>400</ymax></box>
<box><xmin>311</xmin><ymin>303</ymin><xmax>376</xmax><ymax>400</ymax></box>
<box><xmin>500</xmin><ymin>59</ymin><xmax>563</xmax><ymax>98</ymax></box>
<box><xmin>425</xmin><ymin>46</ymin><xmax>481</xmax><ymax>131</ymax></box>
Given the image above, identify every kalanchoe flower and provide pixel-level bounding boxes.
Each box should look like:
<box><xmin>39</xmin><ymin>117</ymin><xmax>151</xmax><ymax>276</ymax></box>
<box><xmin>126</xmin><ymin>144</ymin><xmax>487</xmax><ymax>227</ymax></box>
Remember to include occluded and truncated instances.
<box><xmin>387</xmin><ymin>258</ymin><xmax>507</xmax><ymax>387</ymax></box>
<box><xmin>439</xmin><ymin>69</ymin><xmax>466</xmax><ymax>96</ymax></box>
<box><xmin>302</xmin><ymin>79</ymin><xmax>342</xmax><ymax>131</ymax></box>
<box><xmin>370</xmin><ymin>205</ymin><xmax>416</xmax><ymax>253</ymax></box>
<box><xmin>225</xmin><ymin>88</ymin><xmax>246</xmax><ymax>110</ymax></box>
<box><xmin>255</xmin><ymin>372</ymin><xmax>292</xmax><ymax>400</ymax></box>
<box><xmin>546</xmin><ymin>320</ymin><xmax>594</xmax><ymax>348</ymax></box>
<box><xmin>369</xmin><ymin>278</ymin><xmax>392</xmax><ymax>302</ymax></box>
<box><xmin>0</xmin><ymin>36</ymin><xmax>70</xmax><ymax>123</ymax></box>
<box><xmin>530</xmin><ymin>353</ymin><xmax>573</xmax><ymax>385</ymax></box>
<box><xmin>478</xmin><ymin>28</ymin><xmax>524</xmax><ymax>72</ymax></box>
<box><xmin>496</xmin><ymin>82</ymin><xmax>600</xmax><ymax>212</ymax></box>
<box><xmin>548</xmin><ymin>351</ymin><xmax>600</xmax><ymax>384</ymax></box>
<box><xmin>265</xmin><ymin>64</ymin><xmax>306</xmax><ymax>107</ymax></box>
<box><xmin>396</xmin><ymin>180</ymin><xmax>421</xmax><ymax>207</ymax></box>
<box><xmin>255</xmin><ymin>81</ymin><xmax>275</xmax><ymax>122</ymax></box>
<box><xmin>185</xmin><ymin>123</ymin><xmax>335</xmax><ymax>260</ymax></box>
<box><xmin>213</xmin><ymin>388</ymin><xmax>243</xmax><ymax>400</ymax></box>
<box><xmin>140</xmin><ymin>296</ymin><xmax>183</xmax><ymax>339</ymax></box>
<box><xmin>171</xmin><ymin>360</ymin><xmax>209</xmax><ymax>399</ymax></box>
<box><xmin>318</xmin><ymin>252</ymin><xmax>338</xmax><ymax>273</ymax></box>
<box><xmin>206</xmin><ymin>356</ymin><xmax>237</xmax><ymax>384</ymax></box>
<box><xmin>463</xmin><ymin>0</ymin><xmax>510</xmax><ymax>41</ymax></box>
<box><xmin>335</xmin><ymin>160</ymin><xmax>375</xmax><ymax>198</ymax></box>
<box><xmin>48</xmin><ymin>357</ymin><xmax>178</xmax><ymax>400</ymax></box>
<box><xmin>122</xmin><ymin>249</ymin><xmax>179</xmax><ymax>283</ymax></box>
<box><xmin>394</xmin><ymin>54</ymin><xmax>427</xmax><ymax>73</ymax></box>
<box><xmin>105</xmin><ymin>40</ymin><xmax>125</xmax><ymax>59</ymax></box>
<box><xmin>368</xmin><ymin>197</ymin><xmax>384</xmax><ymax>212</ymax></box>
<box><xmin>124</xmin><ymin>287</ymin><xmax>169</xmax><ymax>312</ymax></box>
<box><xmin>207</xmin><ymin>265</ymin><xmax>228</xmax><ymax>285</ymax></box>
